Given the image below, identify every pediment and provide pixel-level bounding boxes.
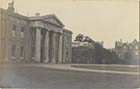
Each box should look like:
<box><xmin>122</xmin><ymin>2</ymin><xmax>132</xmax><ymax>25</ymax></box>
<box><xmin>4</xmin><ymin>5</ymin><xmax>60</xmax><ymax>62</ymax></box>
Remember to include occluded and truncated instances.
<box><xmin>41</xmin><ymin>14</ymin><xmax>64</xmax><ymax>27</ymax></box>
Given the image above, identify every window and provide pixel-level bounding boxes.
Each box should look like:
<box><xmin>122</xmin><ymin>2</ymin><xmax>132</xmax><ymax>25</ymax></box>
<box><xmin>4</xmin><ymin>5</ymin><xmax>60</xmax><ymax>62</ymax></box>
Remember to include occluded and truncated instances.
<box><xmin>135</xmin><ymin>46</ymin><xmax>138</xmax><ymax>49</ymax></box>
<box><xmin>129</xmin><ymin>46</ymin><xmax>132</xmax><ymax>49</ymax></box>
<box><xmin>20</xmin><ymin>46</ymin><xmax>24</xmax><ymax>57</ymax></box>
<box><xmin>12</xmin><ymin>45</ymin><xmax>16</xmax><ymax>57</ymax></box>
<box><xmin>66</xmin><ymin>51</ymin><xmax>69</xmax><ymax>58</ymax></box>
<box><xmin>31</xmin><ymin>47</ymin><xmax>35</xmax><ymax>57</ymax></box>
<box><xmin>135</xmin><ymin>52</ymin><xmax>138</xmax><ymax>56</ymax></box>
<box><xmin>66</xmin><ymin>37</ymin><xmax>69</xmax><ymax>44</ymax></box>
<box><xmin>31</xmin><ymin>31</ymin><xmax>35</xmax><ymax>40</ymax></box>
<box><xmin>123</xmin><ymin>45</ymin><xmax>127</xmax><ymax>49</ymax></box>
<box><xmin>12</xmin><ymin>25</ymin><xmax>16</xmax><ymax>37</ymax></box>
<box><xmin>21</xmin><ymin>27</ymin><xmax>24</xmax><ymax>38</ymax></box>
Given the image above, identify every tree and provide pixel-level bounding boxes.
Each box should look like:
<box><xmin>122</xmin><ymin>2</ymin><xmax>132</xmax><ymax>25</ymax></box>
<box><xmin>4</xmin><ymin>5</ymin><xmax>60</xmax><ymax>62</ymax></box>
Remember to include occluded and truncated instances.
<box><xmin>84</xmin><ymin>36</ymin><xmax>94</xmax><ymax>43</ymax></box>
<box><xmin>75</xmin><ymin>34</ymin><xmax>84</xmax><ymax>42</ymax></box>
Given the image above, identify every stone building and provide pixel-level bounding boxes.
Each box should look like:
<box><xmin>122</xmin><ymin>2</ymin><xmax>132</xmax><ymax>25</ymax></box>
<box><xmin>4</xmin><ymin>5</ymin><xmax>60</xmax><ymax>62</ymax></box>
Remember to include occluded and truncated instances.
<box><xmin>114</xmin><ymin>39</ymin><xmax>139</xmax><ymax>64</ymax></box>
<box><xmin>0</xmin><ymin>1</ymin><xmax>72</xmax><ymax>64</ymax></box>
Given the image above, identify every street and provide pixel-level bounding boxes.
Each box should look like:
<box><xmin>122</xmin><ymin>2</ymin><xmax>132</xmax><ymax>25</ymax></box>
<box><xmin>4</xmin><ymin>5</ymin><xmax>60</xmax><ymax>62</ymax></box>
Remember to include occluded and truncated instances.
<box><xmin>0</xmin><ymin>64</ymin><xmax>139</xmax><ymax>89</ymax></box>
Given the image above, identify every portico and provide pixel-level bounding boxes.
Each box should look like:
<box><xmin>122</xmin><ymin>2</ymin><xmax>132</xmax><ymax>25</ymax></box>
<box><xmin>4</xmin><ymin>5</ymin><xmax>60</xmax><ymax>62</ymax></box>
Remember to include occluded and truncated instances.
<box><xmin>32</xmin><ymin>26</ymin><xmax>63</xmax><ymax>63</ymax></box>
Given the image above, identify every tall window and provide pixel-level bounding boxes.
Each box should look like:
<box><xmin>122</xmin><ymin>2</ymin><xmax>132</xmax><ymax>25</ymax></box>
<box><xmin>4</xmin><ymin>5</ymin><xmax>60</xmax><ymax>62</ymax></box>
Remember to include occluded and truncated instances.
<box><xmin>12</xmin><ymin>45</ymin><xmax>16</xmax><ymax>57</ymax></box>
<box><xmin>31</xmin><ymin>47</ymin><xmax>35</xmax><ymax>57</ymax></box>
<box><xmin>123</xmin><ymin>45</ymin><xmax>127</xmax><ymax>49</ymax></box>
<box><xmin>21</xmin><ymin>27</ymin><xmax>24</xmax><ymax>38</ymax></box>
<box><xmin>67</xmin><ymin>37</ymin><xmax>69</xmax><ymax>44</ymax></box>
<box><xmin>12</xmin><ymin>25</ymin><xmax>16</xmax><ymax>37</ymax></box>
<box><xmin>129</xmin><ymin>46</ymin><xmax>132</xmax><ymax>49</ymax></box>
<box><xmin>20</xmin><ymin>46</ymin><xmax>24</xmax><ymax>57</ymax></box>
<box><xmin>135</xmin><ymin>52</ymin><xmax>138</xmax><ymax>56</ymax></box>
<box><xmin>66</xmin><ymin>51</ymin><xmax>69</xmax><ymax>58</ymax></box>
<box><xmin>135</xmin><ymin>46</ymin><xmax>138</xmax><ymax>50</ymax></box>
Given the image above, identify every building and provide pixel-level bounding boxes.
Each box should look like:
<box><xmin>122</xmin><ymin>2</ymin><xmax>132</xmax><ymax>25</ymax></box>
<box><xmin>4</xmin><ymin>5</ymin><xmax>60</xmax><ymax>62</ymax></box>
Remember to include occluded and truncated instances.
<box><xmin>71</xmin><ymin>38</ymin><xmax>117</xmax><ymax>64</ymax></box>
<box><xmin>72</xmin><ymin>41</ymin><xmax>90</xmax><ymax>47</ymax></box>
<box><xmin>0</xmin><ymin>1</ymin><xmax>72</xmax><ymax>64</ymax></box>
<box><xmin>72</xmin><ymin>41</ymin><xmax>103</xmax><ymax>48</ymax></box>
<box><xmin>72</xmin><ymin>40</ymin><xmax>119</xmax><ymax>64</ymax></box>
<box><xmin>72</xmin><ymin>35</ymin><xmax>105</xmax><ymax>63</ymax></box>
<box><xmin>114</xmin><ymin>39</ymin><xmax>139</xmax><ymax>64</ymax></box>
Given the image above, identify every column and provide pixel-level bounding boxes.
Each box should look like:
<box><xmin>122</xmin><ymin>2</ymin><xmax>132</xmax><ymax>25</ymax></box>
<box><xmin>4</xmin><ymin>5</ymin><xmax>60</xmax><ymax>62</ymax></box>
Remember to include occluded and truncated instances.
<box><xmin>58</xmin><ymin>34</ymin><xmax>63</xmax><ymax>63</ymax></box>
<box><xmin>51</xmin><ymin>32</ymin><xmax>56</xmax><ymax>63</ymax></box>
<box><xmin>44</xmin><ymin>30</ymin><xmax>49</xmax><ymax>63</ymax></box>
<box><xmin>35</xmin><ymin>28</ymin><xmax>41</xmax><ymax>62</ymax></box>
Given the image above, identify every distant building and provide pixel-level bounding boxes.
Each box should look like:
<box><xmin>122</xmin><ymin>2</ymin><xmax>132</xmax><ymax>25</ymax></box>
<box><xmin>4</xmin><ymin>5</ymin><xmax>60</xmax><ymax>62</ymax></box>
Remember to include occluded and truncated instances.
<box><xmin>72</xmin><ymin>41</ymin><xmax>103</xmax><ymax>48</ymax></box>
<box><xmin>71</xmin><ymin>39</ymin><xmax>110</xmax><ymax>64</ymax></box>
<box><xmin>114</xmin><ymin>39</ymin><xmax>139</xmax><ymax>64</ymax></box>
<box><xmin>72</xmin><ymin>40</ymin><xmax>95</xmax><ymax>63</ymax></box>
<box><xmin>72</xmin><ymin>46</ymin><xmax>93</xmax><ymax>63</ymax></box>
<box><xmin>72</xmin><ymin>41</ymin><xmax>91</xmax><ymax>47</ymax></box>
<box><xmin>0</xmin><ymin>1</ymin><xmax>72</xmax><ymax>64</ymax></box>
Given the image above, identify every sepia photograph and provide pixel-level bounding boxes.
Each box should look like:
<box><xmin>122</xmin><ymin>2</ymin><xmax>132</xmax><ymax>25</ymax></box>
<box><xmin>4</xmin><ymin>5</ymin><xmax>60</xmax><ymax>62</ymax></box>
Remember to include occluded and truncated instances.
<box><xmin>0</xmin><ymin>0</ymin><xmax>139</xmax><ymax>89</ymax></box>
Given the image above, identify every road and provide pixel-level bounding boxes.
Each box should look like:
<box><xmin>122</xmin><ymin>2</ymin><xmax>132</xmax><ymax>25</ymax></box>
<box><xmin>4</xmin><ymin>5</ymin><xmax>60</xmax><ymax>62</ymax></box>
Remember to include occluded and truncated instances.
<box><xmin>0</xmin><ymin>64</ymin><xmax>139</xmax><ymax>89</ymax></box>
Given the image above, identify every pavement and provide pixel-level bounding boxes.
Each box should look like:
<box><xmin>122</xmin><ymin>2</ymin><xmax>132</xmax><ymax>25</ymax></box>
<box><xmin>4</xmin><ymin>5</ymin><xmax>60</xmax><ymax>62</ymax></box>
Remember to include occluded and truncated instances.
<box><xmin>0</xmin><ymin>64</ymin><xmax>139</xmax><ymax>89</ymax></box>
<box><xmin>32</xmin><ymin>64</ymin><xmax>139</xmax><ymax>75</ymax></box>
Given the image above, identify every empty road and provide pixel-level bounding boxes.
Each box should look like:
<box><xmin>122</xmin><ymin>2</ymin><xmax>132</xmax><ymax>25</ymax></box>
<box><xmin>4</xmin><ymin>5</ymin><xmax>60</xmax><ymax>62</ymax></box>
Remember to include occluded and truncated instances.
<box><xmin>0</xmin><ymin>64</ymin><xmax>139</xmax><ymax>89</ymax></box>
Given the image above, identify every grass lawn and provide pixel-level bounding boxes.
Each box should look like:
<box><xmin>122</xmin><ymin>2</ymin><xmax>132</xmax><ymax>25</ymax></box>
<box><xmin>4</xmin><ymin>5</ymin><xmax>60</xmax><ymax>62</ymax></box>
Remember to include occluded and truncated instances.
<box><xmin>71</xmin><ymin>64</ymin><xmax>139</xmax><ymax>72</ymax></box>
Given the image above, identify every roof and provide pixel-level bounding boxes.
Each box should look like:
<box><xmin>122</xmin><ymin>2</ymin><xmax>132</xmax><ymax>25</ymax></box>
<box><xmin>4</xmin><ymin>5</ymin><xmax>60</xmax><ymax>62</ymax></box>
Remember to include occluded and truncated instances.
<box><xmin>0</xmin><ymin>8</ymin><xmax>65</xmax><ymax>27</ymax></box>
<box><xmin>29</xmin><ymin>14</ymin><xmax>65</xmax><ymax>27</ymax></box>
<box><xmin>63</xmin><ymin>29</ymin><xmax>73</xmax><ymax>34</ymax></box>
<box><xmin>0</xmin><ymin>8</ymin><xmax>28</xmax><ymax>20</ymax></box>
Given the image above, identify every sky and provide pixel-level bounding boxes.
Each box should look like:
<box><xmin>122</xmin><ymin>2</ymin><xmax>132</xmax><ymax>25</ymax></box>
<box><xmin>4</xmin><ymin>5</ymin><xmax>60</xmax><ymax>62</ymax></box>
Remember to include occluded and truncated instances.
<box><xmin>1</xmin><ymin>0</ymin><xmax>139</xmax><ymax>48</ymax></box>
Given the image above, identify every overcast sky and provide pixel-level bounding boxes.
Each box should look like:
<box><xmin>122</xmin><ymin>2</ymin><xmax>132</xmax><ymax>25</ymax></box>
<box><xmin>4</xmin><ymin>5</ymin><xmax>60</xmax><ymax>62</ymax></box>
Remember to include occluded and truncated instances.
<box><xmin>1</xmin><ymin>0</ymin><xmax>139</xmax><ymax>48</ymax></box>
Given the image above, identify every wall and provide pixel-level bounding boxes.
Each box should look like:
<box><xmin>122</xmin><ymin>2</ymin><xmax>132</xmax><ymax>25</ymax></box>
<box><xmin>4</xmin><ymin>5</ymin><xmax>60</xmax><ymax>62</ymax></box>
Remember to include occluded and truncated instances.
<box><xmin>0</xmin><ymin>9</ymin><xmax>30</xmax><ymax>63</ymax></box>
<box><xmin>62</xmin><ymin>29</ymin><xmax>72</xmax><ymax>63</ymax></box>
<box><xmin>0</xmin><ymin>9</ymin><xmax>7</xmax><ymax>64</ymax></box>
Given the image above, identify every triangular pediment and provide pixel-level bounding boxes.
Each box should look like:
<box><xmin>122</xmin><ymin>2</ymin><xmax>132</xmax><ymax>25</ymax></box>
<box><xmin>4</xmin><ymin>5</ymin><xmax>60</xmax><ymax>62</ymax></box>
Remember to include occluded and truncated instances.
<box><xmin>41</xmin><ymin>14</ymin><xmax>64</xmax><ymax>27</ymax></box>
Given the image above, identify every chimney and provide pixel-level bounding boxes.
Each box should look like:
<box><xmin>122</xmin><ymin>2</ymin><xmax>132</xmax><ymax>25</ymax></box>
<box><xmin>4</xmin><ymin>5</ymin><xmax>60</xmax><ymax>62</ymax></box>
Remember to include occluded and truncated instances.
<box><xmin>7</xmin><ymin>0</ymin><xmax>15</xmax><ymax>12</ymax></box>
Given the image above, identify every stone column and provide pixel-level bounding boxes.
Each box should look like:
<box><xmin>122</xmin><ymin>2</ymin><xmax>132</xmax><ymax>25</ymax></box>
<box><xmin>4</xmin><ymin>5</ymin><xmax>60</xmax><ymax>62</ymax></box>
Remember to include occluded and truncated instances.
<box><xmin>44</xmin><ymin>30</ymin><xmax>49</xmax><ymax>63</ymax></box>
<box><xmin>35</xmin><ymin>28</ymin><xmax>41</xmax><ymax>62</ymax></box>
<box><xmin>58</xmin><ymin>34</ymin><xmax>63</xmax><ymax>63</ymax></box>
<box><xmin>51</xmin><ymin>32</ymin><xmax>56</xmax><ymax>63</ymax></box>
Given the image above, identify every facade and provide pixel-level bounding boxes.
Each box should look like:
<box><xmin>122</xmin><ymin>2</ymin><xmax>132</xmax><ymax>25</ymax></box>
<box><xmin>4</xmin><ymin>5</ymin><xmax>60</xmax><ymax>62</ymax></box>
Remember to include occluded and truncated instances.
<box><xmin>0</xmin><ymin>2</ymin><xmax>72</xmax><ymax>64</ymax></box>
<box><xmin>114</xmin><ymin>39</ymin><xmax>139</xmax><ymax>64</ymax></box>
